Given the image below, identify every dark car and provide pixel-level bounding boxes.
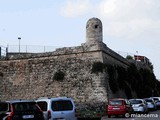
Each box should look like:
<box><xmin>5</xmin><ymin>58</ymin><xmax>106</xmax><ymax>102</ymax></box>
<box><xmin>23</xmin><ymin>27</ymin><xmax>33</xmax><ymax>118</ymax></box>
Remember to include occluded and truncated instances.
<box><xmin>0</xmin><ymin>101</ymin><xmax>10</xmax><ymax>120</ymax></box>
<box><xmin>0</xmin><ymin>100</ymin><xmax>44</xmax><ymax>120</ymax></box>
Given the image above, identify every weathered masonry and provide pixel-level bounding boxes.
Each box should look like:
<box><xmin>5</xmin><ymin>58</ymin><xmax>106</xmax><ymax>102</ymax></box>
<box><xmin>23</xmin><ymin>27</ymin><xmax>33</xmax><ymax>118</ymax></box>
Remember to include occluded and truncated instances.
<box><xmin>0</xmin><ymin>18</ymin><xmax>147</xmax><ymax>104</ymax></box>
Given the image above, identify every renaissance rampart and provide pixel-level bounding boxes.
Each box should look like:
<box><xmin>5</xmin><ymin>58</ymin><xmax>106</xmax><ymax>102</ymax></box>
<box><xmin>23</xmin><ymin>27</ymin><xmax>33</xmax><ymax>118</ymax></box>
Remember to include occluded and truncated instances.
<box><xmin>0</xmin><ymin>18</ymin><xmax>151</xmax><ymax>111</ymax></box>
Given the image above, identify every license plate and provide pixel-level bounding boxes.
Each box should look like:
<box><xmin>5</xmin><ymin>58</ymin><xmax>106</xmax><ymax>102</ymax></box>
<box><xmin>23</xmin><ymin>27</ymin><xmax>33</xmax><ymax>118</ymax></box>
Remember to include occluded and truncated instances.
<box><xmin>23</xmin><ymin>115</ymin><xmax>34</xmax><ymax>119</ymax></box>
<box><xmin>113</xmin><ymin>108</ymin><xmax>120</xmax><ymax>110</ymax></box>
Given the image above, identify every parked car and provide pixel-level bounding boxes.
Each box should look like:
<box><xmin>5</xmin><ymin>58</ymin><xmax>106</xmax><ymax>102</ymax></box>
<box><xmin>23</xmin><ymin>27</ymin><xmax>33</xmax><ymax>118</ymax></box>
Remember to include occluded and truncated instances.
<box><xmin>155</xmin><ymin>100</ymin><xmax>160</xmax><ymax>109</ymax></box>
<box><xmin>36</xmin><ymin>97</ymin><xmax>77</xmax><ymax>120</ymax></box>
<box><xmin>129</xmin><ymin>99</ymin><xmax>148</xmax><ymax>113</ymax></box>
<box><xmin>0</xmin><ymin>100</ymin><xmax>44</xmax><ymax>120</ymax></box>
<box><xmin>107</xmin><ymin>98</ymin><xmax>133</xmax><ymax>118</ymax></box>
<box><xmin>150</xmin><ymin>97</ymin><xmax>160</xmax><ymax>102</ymax></box>
<box><xmin>0</xmin><ymin>101</ymin><xmax>10</xmax><ymax>120</ymax></box>
<box><xmin>144</xmin><ymin>98</ymin><xmax>156</xmax><ymax>110</ymax></box>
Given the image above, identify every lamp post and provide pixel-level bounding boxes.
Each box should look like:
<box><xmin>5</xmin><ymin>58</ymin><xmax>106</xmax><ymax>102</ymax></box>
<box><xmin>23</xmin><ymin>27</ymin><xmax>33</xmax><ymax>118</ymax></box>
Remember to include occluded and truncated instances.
<box><xmin>18</xmin><ymin>37</ymin><xmax>21</xmax><ymax>53</ymax></box>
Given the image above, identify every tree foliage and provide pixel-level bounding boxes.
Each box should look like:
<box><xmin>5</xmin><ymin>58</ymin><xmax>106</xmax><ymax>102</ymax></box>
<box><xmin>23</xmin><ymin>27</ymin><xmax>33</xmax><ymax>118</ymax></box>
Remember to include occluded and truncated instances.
<box><xmin>91</xmin><ymin>61</ymin><xmax>104</xmax><ymax>74</ymax></box>
<box><xmin>106</xmin><ymin>63</ymin><xmax>159</xmax><ymax>98</ymax></box>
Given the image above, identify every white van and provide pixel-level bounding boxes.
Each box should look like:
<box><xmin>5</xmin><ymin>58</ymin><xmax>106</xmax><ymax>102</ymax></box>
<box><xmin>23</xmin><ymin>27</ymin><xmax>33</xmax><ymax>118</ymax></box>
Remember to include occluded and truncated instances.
<box><xmin>36</xmin><ymin>97</ymin><xmax>77</xmax><ymax>120</ymax></box>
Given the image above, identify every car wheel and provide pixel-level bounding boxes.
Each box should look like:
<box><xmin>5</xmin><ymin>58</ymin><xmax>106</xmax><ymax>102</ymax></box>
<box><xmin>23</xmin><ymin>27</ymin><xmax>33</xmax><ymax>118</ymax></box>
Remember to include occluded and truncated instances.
<box><xmin>145</xmin><ymin>109</ymin><xmax>149</xmax><ymax>114</ymax></box>
<box><xmin>108</xmin><ymin>115</ymin><xmax>111</xmax><ymax>118</ymax></box>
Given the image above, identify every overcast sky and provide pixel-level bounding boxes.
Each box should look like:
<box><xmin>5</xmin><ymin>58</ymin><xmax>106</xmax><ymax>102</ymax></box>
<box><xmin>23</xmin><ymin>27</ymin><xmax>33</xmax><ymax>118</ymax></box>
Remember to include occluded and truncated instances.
<box><xmin>0</xmin><ymin>0</ymin><xmax>160</xmax><ymax>79</ymax></box>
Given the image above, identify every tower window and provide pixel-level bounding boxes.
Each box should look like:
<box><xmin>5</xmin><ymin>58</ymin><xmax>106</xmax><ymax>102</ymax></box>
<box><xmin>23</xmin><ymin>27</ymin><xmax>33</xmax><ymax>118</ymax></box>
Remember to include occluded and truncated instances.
<box><xmin>95</xmin><ymin>25</ymin><xmax>98</xmax><ymax>28</ymax></box>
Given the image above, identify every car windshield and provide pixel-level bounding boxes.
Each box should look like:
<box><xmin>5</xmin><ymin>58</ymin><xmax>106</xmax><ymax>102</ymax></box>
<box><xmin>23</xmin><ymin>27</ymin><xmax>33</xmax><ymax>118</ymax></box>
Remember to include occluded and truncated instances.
<box><xmin>130</xmin><ymin>100</ymin><xmax>142</xmax><ymax>104</ymax></box>
<box><xmin>13</xmin><ymin>102</ymin><xmax>39</xmax><ymax>112</ymax></box>
<box><xmin>0</xmin><ymin>102</ymin><xmax>9</xmax><ymax>111</ymax></box>
<box><xmin>153</xmin><ymin>98</ymin><xmax>159</xmax><ymax>101</ymax></box>
<box><xmin>51</xmin><ymin>100</ymin><xmax>73</xmax><ymax>111</ymax></box>
<box><xmin>109</xmin><ymin>100</ymin><xmax>122</xmax><ymax>106</ymax></box>
<box><xmin>37</xmin><ymin>101</ymin><xmax>47</xmax><ymax>111</ymax></box>
<box><xmin>145</xmin><ymin>99</ymin><xmax>152</xmax><ymax>102</ymax></box>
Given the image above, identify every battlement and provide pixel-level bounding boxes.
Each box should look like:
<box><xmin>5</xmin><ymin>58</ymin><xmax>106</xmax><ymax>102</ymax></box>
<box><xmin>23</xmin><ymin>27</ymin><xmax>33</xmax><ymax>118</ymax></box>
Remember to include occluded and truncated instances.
<box><xmin>5</xmin><ymin>41</ymin><xmax>129</xmax><ymax>66</ymax></box>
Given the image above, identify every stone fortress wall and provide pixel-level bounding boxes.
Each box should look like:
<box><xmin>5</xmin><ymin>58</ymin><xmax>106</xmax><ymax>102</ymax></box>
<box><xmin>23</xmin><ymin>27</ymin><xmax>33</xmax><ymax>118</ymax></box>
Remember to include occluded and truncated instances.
<box><xmin>0</xmin><ymin>18</ymin><xmax>147</xmax><ymax>107</ymax></box>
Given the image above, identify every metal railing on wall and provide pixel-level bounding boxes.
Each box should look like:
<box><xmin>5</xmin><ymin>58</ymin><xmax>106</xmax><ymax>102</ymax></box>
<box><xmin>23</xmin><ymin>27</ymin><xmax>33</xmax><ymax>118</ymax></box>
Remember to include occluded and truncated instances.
<box><xmin>1</xmin><ymin>44</ymin><xmax>136</xmax><ymax>60</ymax></box>
<box><xmin>0</xmin><ymin>45</ymin><xmax>63</xmax><ymax>59</ymax></box>
<box><xmin>7</xmin><ymin>45</ymin><xmax>61</xmax><ymax>53</ymax></box>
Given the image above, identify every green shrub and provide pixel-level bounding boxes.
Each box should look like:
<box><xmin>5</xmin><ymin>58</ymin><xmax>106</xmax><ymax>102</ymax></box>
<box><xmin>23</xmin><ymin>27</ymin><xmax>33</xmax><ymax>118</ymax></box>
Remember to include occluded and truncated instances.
<box><xmin>126</xmin><ymin>55</ymin><xmax>133</xmax><ymax>60</ymax></box>
<box><xmin>53</xmin><ymin>70</ymin><xmax>65</xmax><ymax>81</ymax></box>
<box><xmin>101</xmin><ymin>62</ymin><xmax>159</xmax><ymax>98</ymax></box>
<box><xmin>91</xmin><ymin>62</ymin><xmax>104</xmax><ymax>73</ymax></box>
<box><xmin>117</xmin><ymin>66</ymin><xmax>127</xmax><ymax>89</ymax></box>
<box><xmin>124</xmin><ymin>83</ymin><xmax>132</xmax><ymax>99</ymax></box>
<box><xmin>107</xmin><ymin>65</ymin><xmax>119</xmax><ymax>93</ymax></box>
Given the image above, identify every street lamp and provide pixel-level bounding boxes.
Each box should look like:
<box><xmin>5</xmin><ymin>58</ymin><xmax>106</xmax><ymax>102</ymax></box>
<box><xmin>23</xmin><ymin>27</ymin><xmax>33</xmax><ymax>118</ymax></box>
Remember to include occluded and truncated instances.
<box><xmin>18</xmin><ymin>37</ymin><xmax>21</xmax><ymax>53</ymax></box>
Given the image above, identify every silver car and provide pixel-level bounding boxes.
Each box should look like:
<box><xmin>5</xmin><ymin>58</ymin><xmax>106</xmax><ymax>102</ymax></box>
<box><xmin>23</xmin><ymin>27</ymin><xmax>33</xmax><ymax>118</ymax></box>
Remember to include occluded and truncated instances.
<box><xmin>129</xmin><ymin>99</ymin><xmax>148</xmax><ymax>113</ymax></box>
<box><xmin>150</xmin><ymin>97</ymin><xmax>160</xmax><ymax>102</ymax></box>
<box><xmin>144</xmin><ymin>98</ymin><xmax>156</xmax><ymax>110</ymax></box>
<box><xmin>155</xmin><ymin>100</ymin><xmax>160</xmax><ymax>109</ymax></box>
<box><xmin>36</xmin><ymin>97</ymin><xmax>77</xmax><ymax>120</ymax></box>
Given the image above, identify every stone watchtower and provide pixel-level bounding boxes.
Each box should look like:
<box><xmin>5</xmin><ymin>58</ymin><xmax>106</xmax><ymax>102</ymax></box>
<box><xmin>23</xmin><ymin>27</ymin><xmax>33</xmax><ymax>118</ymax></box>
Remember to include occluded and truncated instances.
<box><xmin>86</xmin><ymin>18</ymin><xmax>103</xmax><ymax>44</ymax></box>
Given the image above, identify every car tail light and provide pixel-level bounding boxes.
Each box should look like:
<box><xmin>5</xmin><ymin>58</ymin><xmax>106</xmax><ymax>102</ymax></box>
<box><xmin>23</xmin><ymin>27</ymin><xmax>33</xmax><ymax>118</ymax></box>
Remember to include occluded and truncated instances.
<box><xmin>8</xmin><ymin>104</ymin><xmax>14</xmax><ymax>120</ymax></box>
<box><xmin>47</xmin><ymin>110</ymin><xmax>51</xmax><ymax>119</ymax></box>
<box><xmin>108</xmin><ymin>105</ymin><xmax>113</xmax><ymax>110</ymax></box>
<box><xmin>8</xmin><ymin>112</ymin><xmax>14</xmax><ymax>120</ymax></box>
<box><xmin>97</xmin><ymin>113</ymin><xmax>101</xmax><ymax>117</ymax></box>
<box><xmin>8</xmin><ymin>116</ymin><xmax>11</xmax><ymax>120</ymax></box>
